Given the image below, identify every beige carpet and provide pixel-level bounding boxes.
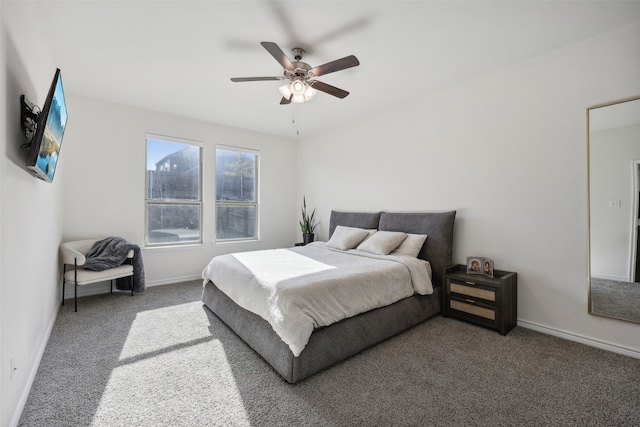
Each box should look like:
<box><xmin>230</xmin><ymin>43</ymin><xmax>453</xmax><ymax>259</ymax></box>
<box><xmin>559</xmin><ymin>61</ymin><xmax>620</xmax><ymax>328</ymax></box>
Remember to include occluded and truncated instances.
<box><xmin>19</xmin><ymin>280</ymin><xmax>640</xmax><ymax>426</ymax></box>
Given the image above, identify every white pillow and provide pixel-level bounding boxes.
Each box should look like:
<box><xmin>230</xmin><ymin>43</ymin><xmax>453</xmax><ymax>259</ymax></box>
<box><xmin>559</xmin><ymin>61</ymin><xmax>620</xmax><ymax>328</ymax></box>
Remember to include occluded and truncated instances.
<box><xmin>326</xmin><ymin>226</ymin><xmax>371</xmax><ymax>250</ymax></box>
<box><xmin>356</xmin><ymin>231</ymin><xmax>408</xmax><ymax>255</ymax></box>
<box><xmin>390</xmin><ymin>233</ymin><xmax>428</xmax><ymax>257</ymax></box>
<box><xmin>356</xmin><ymin>228</ymin><xmax>378</xmax><ymax>242</ymax></box>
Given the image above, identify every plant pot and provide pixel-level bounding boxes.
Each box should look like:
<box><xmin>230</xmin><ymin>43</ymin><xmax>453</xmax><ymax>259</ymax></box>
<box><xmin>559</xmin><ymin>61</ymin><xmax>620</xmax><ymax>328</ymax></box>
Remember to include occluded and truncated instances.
<box><xmin>303</xmin><ymin>233</ymin><xmax>315</xmax><ymax>244</ymax></box>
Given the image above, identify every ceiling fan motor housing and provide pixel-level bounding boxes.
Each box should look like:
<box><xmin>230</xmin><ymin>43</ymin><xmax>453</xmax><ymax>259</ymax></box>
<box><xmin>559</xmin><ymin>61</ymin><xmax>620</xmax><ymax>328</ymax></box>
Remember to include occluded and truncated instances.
<box><xmin>291</xmin><ymin>47</ymin><xmax>305</xmax><ymax>60</ymax></box>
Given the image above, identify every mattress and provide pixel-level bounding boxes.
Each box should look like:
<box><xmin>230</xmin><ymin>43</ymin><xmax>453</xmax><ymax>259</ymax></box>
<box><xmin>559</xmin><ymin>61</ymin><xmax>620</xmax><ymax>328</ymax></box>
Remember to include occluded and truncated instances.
<box><xmin>202</xmin><ymin>242</ymin><xmax>434</xmax><ymax>356</ymax></box>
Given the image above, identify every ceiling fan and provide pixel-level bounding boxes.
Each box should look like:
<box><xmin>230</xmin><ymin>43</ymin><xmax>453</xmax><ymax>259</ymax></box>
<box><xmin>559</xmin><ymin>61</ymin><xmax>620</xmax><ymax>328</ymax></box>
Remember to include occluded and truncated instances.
<box><xmin>230</xmin><ymin>42</ymin><xmax>360</xmax><ymax>105</ymax></box>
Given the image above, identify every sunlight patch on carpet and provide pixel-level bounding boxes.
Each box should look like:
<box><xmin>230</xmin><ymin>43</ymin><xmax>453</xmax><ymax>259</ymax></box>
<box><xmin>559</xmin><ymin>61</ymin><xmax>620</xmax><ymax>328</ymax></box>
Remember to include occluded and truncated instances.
<box><xmin>93</xmin><ymin>314</ymin><xmax>250</xmax><ymax>425</ymax></box>
<box><xmin>118</xmin><ymin>301</ymin><xmax>213</xmax><ymax>361</ymax></box>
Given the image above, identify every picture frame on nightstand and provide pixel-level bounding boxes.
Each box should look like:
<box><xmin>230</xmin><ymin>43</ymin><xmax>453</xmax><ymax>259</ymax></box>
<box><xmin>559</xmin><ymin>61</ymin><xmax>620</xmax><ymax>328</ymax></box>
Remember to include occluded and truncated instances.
<box><xmin>466</xmin><ymin>256</ymin><xmax>494</xmax><ymax>277</ymax></box>
<box><xmin>466</xmin><ymin>257</ymin><xmax>482</xmax><ymax>273</ymax></box>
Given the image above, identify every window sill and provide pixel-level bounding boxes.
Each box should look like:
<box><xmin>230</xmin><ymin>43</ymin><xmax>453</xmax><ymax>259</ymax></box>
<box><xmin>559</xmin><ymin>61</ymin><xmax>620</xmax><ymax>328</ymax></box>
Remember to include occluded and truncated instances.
<box><xmin>143</xmin><ymin>243</ymin><xmax>205</xmax><ymax>252</ymax></box>
<box><xmin>214</xmin><ymin>239</ymin><xmax>262</xmax><ymax>246</ymax></box>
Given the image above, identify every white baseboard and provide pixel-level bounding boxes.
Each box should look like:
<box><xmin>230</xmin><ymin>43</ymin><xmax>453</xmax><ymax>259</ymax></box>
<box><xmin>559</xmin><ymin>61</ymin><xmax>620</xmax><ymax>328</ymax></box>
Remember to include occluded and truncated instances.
<box><xmin>146</xmin><ymin>275</ymin><xmax>202</xmax><ymax>287</ymax></box>
<box><xmin>9</xmin><ymin>306</ymin><xmax>58</xmax><ymax>427</ymax></box>
<box><xmin>62</xmin><ymin>275</ymin><xmax>202</xmax><ymax>300</ymax></box>
<box><xmin>517</xmin><ymin>319</ymin><xmax>640</xmax><ymax>359</ymax></box>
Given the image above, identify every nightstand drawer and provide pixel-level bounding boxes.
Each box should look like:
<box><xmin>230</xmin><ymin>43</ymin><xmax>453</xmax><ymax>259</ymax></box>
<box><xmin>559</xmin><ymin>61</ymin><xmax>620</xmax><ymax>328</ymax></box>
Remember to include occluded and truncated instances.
<box><xmin>450</xmin><ymin>300</ymin><xmax>496</xmax><ymax>320</ymax></box>
<box><xmin>450</xmin><ymin>282</ymin><xmax>496</xmax><ymax>302</ymax></box>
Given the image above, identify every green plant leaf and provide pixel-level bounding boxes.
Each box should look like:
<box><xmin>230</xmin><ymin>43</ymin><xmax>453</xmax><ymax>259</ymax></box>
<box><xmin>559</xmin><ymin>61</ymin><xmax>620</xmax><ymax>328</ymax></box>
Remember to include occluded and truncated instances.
<box><xmin>299</xmin><ymin>196</ymin><xmax>317</xmax><ymax>234</ymax></box>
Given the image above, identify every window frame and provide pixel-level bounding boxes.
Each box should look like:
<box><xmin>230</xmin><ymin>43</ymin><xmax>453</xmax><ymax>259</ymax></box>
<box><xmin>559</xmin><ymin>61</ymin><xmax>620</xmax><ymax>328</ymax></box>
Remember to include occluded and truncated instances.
<box><xmin>215</xmin><ymin>144</ymin><xmax>260</xmax><ymax>243</ymax></box>
<box><xmin>145</xmin><ymin>134</ymin><xmax>204</xmax><ymax>247</ymax></box>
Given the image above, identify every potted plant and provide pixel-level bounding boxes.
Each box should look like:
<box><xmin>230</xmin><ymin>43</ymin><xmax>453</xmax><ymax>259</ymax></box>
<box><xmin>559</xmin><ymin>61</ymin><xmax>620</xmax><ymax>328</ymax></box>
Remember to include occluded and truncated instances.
<box><xmin>299</xmin><ymin>196</ymin><xmax>317</xmax><ymax>244</ymax></box>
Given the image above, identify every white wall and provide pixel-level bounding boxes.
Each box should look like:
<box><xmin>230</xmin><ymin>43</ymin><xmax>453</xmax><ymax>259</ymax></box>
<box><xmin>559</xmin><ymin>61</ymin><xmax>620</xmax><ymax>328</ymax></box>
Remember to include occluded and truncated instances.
<box><xmin>297</xmin><ymin>22</ymin><xmax>640</xmax><ymax>354</ymax></box>
<box><xmin>62</xmin><ymin>95</ymin><xmax>298</xmax><ymax>295</ymax></box>
<box><xmin>1</xmin><ymin>3</ymin><xmax>64</xmax><ymax>427</ymax></box>
<box><xmin>590</xmin><ymin>124</ymin><xmax>640</xmax><ymax>280</ymax></box>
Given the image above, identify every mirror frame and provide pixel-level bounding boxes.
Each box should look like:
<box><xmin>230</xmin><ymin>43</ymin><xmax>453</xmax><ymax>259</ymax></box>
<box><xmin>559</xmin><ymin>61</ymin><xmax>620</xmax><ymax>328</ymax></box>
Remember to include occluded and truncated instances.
<box><xmin>587</xmin><ymin>95</ymin><xmax>640</xmax><ymax>324</ymax></box>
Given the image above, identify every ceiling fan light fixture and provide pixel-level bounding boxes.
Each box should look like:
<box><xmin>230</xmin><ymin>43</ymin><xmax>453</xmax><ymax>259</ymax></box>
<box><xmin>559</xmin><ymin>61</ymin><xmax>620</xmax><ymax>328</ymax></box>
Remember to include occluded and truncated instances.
<box><xmin>303</xmin><ymin>84</ymin><xmax>317</xmax><ymax>101</ymax></box>
<box><xmin>291</xmin><ymin>80</ymin><xmax>306</xmax><ymax>95</ymax></box>
<box><xmin>291</xmin><ymin>95</ymin><xmax>306</xmax><ymax>104</ymax></box>
<box><xmin>279</xmin><ymin>81</ymin><xmax>317</xmax><ymax>104</ymax></box>
<box><xmin>278</xmin><ymin>83</ymin><xmax>292</xmax><ymax>98</ymax></box>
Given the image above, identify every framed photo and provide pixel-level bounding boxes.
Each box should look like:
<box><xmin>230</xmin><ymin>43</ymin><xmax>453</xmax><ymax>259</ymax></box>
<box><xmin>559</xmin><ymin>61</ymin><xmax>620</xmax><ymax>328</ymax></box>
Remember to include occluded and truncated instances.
<box><xmin>466</xmin><ymin>256</ymin><xmax>494</xmax><ymax>277</ymax></box>
<box><xmin>466</xmin><ymin>257</ymin><xmax>482</xmax><ymax>274</ymax></box>
<box><xmin>482</xmin><ymin>258</ymin><xmax>494</xmax><ymax>278</ymax></box>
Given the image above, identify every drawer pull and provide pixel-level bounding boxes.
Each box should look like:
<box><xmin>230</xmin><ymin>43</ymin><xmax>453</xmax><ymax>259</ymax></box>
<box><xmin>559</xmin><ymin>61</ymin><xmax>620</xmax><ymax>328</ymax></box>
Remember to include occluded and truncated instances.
<box><xmin>465</xmin><ymin>298</ymin><xmax>475</xmax><ymax>304</ymax></box>
<box><xmin>465</xmin><ymin>281</ymin><xmax>476</xmax><ymax>286</ymax></box>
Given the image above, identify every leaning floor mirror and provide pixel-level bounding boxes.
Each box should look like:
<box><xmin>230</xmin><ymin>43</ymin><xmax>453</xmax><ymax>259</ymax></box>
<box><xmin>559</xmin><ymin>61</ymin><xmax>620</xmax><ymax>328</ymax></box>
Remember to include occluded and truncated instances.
<box><xmin>588</xmin><ymin>95</ymin><xmax>640</xmax><ymax>324</ymax></box>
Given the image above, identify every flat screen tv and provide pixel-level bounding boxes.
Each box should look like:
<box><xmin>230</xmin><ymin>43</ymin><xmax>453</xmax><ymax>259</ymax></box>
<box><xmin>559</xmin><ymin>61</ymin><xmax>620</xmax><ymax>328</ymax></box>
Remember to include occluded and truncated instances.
<box><xmin>25</xmin><ymin>68</ymin><xmax>68</xmax><ymax>182</ymax></box>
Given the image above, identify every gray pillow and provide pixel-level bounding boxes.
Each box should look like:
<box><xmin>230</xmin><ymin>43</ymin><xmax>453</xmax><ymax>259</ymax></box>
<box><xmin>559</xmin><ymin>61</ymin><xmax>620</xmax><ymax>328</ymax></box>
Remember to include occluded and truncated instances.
<box><xmin>390</xmin><ymin>233</ymin><xmax>428</xmax><ymax>257</ymax></box>
<box><xmin>356</xmin><ymin>231</ymin><xmax>408</xmax><ymax>255</ymax></box>
<box><xmin>326</xmin><ymin>226</ymin><xmax>371</xmax><ymax>250</ymax></box>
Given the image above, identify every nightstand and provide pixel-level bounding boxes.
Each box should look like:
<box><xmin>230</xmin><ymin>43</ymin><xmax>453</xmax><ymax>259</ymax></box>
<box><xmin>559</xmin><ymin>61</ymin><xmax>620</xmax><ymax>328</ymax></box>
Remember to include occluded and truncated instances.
<box><xmin>442</xmin><ymin>264</ymin><xmax>517</xmax><ymax>335</ymax></box>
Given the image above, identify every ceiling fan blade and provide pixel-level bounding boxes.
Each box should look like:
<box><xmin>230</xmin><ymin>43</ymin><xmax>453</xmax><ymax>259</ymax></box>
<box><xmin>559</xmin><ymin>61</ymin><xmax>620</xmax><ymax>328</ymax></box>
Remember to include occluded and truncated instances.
<box><xmin>280</xmin><ymin>95</ymin><xmax>292</xmax><ymax>105</ymax></box>
<box><xmin>261</xmin><ymin>41</ymin><xmax>295</xmax><ymax>71</ymax></box>
<box><xmin>309</xmin><ymin>81</ymin><xmax>349</xmax><ymax>99</ymax></box>
<box><xmin>310</xmin><ymin>55</ymin><xmax>360</xmax><ymax>77</ymax></box>
<box><xmin>231</xmin><ymin>76</ymin><xmax>284</xmax><ymax>82</ymax></box>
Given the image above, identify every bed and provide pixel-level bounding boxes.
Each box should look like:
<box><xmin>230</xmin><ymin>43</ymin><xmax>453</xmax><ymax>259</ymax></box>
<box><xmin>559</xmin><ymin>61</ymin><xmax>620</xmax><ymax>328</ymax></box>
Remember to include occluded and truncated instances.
<box><xmin>201</xmin><ymin>210</ymin><xmax>456</xmax><ymax>383</ymax></box>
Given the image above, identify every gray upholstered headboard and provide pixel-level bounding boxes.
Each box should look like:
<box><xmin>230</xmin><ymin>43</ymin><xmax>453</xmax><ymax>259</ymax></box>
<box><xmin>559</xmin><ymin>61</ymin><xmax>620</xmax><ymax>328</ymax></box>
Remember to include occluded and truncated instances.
<box><xmin>328</xmin><ymin>211</ymin><xmax>381</xmax><ymax>237</ymax></box>
<box><xmin>328</xmin><ymin>210</ymin><xmax>456</xmax><ymax>287</ymax></box>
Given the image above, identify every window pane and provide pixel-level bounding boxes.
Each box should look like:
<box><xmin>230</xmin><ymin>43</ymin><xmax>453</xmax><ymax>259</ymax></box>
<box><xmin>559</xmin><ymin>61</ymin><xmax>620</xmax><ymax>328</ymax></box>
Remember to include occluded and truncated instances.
<box><xmin>147</xmin><ymin>139</ymin><xmax>200</xmax><ymax>200</ymax></box>
<box><xmin>216</xmin><ymin>149</ymin><xmax>256</xmax><ymax>202</ymax></box>
<box><xmin>147</xmin><ymin>204</ymin><xmax>200</xmax><ymax>244</ymax></box>
<box><xmin>216</xmin><ymin>205</ymin><xmax>256</xmax><ymax>240</ymax></box>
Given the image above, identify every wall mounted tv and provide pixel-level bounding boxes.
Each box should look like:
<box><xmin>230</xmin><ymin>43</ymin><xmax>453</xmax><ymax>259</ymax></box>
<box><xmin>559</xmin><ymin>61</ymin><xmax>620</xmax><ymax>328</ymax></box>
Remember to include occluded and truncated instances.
<box><xmin>20</xmin><ymin>68</ymin><xmax>68</xmax><ymax>182</ymax></box>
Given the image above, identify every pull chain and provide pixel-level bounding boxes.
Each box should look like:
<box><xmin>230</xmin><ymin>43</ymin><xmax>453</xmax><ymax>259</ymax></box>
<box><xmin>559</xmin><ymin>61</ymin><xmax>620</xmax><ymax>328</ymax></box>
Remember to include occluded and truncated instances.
<box><xmin>291</xmin><ymin>104</ymin><xmax>300</xmax><ymax>136</ymax></box>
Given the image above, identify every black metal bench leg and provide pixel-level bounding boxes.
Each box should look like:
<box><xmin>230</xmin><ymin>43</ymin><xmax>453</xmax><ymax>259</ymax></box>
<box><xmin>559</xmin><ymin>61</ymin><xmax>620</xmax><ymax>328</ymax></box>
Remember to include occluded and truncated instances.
<box><xmin>62</xmin><ymin>265</ymin><xmax>66</xmax><ymax>306</ymax></box>
<box><xmin>74</xmin><ymin>259</ymin><xmax>78</xmax><ymax>312</ymax></box>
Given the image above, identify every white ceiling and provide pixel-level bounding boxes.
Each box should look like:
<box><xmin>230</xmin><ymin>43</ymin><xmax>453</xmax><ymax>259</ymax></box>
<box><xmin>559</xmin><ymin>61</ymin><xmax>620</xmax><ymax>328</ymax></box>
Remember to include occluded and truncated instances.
<box><xmin>34</xmin><ymin>1</ymin><xmax>640</xmax><ymax>139</ymax></box>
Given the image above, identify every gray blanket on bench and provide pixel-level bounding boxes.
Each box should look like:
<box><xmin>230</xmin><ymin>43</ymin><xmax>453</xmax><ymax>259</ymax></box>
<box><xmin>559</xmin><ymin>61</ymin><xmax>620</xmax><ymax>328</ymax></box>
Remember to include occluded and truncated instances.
<box><xmin>84</xmin><ymin>237</ymin><xmax>146</xmax><ymax>293</ymax></box>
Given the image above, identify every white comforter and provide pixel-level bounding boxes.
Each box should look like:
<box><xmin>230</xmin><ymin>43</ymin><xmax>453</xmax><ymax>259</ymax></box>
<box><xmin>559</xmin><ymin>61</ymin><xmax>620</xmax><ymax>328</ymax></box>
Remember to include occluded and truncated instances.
<box><xmin>201</xmin><ymin>242</ymin><xmax>433</xmax><ymax>356</ymax></box>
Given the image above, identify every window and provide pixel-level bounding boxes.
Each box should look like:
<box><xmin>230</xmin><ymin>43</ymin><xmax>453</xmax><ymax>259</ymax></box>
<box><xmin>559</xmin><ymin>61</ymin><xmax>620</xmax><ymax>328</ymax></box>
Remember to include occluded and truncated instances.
<box><xmin>216</xmin><ymin>146</ymin><xmax>259</xmax><ymax>241</ymax></box>
<box><xmin>146</xmin><ymin>135</ymin><xmax>202</xmax><ymax>246</ymax></box>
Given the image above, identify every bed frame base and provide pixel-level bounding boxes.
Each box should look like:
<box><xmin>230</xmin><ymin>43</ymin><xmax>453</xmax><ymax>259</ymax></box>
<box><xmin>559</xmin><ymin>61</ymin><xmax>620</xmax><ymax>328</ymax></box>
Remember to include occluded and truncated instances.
<box><xmin>202</xmin><ymin>281</ymin><xmax>441</xmax><ymax>383</ymax></box>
